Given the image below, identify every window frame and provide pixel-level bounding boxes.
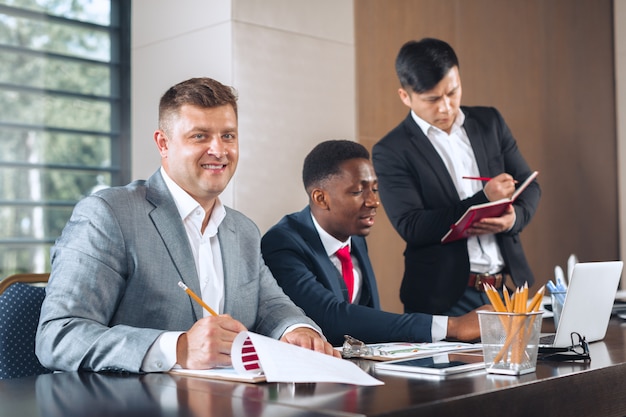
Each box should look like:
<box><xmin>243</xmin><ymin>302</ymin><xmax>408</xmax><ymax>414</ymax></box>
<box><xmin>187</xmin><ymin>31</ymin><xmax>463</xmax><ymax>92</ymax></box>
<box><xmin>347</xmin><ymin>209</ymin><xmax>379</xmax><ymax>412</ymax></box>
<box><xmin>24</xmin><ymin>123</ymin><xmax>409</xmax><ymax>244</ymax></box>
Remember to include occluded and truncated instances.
<box><xmin>0</xmin><ymin>0</ymin><xmax>131</xmax><ymax>274</ymax></box>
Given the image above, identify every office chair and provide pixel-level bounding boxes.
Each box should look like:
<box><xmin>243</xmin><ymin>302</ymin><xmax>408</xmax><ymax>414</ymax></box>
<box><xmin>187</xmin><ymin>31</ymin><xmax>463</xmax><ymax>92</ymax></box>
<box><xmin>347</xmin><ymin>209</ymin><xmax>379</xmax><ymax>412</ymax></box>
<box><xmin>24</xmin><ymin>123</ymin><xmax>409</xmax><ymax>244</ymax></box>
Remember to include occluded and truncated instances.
<box><xmin>0</xmin><ymin>273</ymin><xmax>52</xmax><ymax>379</ymax></box>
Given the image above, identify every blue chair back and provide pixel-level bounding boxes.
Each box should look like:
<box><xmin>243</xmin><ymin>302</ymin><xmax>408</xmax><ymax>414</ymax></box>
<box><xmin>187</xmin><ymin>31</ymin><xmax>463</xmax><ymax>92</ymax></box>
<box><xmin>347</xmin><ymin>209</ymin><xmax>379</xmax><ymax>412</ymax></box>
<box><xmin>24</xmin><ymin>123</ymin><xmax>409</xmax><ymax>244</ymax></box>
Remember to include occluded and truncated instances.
<box><xmin>0</xmin><ymin>279</ymin><xmax>52</xmax><ymax>379</ymax></box>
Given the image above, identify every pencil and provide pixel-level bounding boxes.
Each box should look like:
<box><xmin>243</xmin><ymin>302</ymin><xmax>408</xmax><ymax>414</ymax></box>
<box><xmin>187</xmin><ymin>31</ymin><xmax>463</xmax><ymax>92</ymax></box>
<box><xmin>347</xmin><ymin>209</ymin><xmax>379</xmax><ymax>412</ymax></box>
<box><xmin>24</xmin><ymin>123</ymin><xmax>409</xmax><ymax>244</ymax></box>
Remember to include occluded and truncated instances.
<box><xmin>520</xmin><ymin>283</ymin><xmax>528</xmax><ymax>313</ymax></box>
<box><xmin>462</xmin><ymin>176</ymin><xmax>518</xmax><ymax>184</ymax></box>
<box><xmin>526</xmin><ymin>284</ymin><xmax>545</xmax><ymax>313</ymax></box>
<box><xmin>178</xmin><ymin>281</ymin><xmax>218</xmax><ymax>316</ymax></box>
<box><xmin>503</xmin><ymin>286</ymin><xmax>512</xmax><ymax>312</ymax></box>
<box><xmin>483</xmin><ymin>283</ymin><xmax>506</xmax><ymax>312</ymax></box>
<box><xmin>462</xmin><ymin>176</ymin><xmax>492</xmax><ymax>181</ymax></box>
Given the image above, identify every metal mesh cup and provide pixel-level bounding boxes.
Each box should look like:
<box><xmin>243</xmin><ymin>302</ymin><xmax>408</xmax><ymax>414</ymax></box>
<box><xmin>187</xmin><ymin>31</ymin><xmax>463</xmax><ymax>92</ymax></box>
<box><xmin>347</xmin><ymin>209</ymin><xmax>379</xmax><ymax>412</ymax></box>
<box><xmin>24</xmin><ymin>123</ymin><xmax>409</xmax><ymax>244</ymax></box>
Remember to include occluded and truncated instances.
<box><xmin>478</xmin><ymin>310</ymin><xmax>543</xmax><ymax>375</ymax></box>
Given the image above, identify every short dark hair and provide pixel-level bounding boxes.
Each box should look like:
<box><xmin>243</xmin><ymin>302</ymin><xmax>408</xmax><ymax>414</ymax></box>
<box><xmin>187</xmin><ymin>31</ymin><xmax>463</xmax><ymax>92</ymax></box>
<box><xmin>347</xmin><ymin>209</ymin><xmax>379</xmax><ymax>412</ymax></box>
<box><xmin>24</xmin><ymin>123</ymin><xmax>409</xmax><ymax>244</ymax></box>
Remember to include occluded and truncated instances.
<box><xmin>395</xmin><ymin>38</ymin><xmax>459</xmax><ymax>93</ymax></box>
<box><xmin>158</xmin><ymin>77</ymin><xmax>238</xmax><ymax>134</ymax></box>
<box><xmin>302</xmin><ymin>140</ymin><xmax>370</xmax><ymax>192</ymax></box>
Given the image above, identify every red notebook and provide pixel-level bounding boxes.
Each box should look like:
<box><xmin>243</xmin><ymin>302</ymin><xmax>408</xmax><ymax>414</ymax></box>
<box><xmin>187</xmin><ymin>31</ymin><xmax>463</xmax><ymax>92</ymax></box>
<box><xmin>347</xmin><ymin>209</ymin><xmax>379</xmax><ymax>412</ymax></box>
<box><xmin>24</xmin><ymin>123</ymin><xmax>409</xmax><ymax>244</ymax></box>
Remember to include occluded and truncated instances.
<box><xmin>441</xmin><ymin>171</ymin><xmax>539</xmax><ymax>244</ymax></box>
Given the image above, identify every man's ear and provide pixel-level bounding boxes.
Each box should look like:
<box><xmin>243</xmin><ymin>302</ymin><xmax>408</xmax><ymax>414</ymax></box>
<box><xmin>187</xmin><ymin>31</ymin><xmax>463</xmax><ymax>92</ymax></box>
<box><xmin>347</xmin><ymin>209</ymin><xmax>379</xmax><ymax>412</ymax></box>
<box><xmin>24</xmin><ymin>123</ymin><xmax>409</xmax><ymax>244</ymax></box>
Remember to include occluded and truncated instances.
<box><xmin>154</xmin><ymin>130</ymin><xmax>169</xmax><ymax>157</ymax></box>
<box><xmin>398</xmin><ymin>87</ymin><xmax>412</xmax><ymax>108</ymax></box>
<box><xmin>310</xmin><ymin>188</ymin><xmax>330</xmax><ymax>210</ymax></box>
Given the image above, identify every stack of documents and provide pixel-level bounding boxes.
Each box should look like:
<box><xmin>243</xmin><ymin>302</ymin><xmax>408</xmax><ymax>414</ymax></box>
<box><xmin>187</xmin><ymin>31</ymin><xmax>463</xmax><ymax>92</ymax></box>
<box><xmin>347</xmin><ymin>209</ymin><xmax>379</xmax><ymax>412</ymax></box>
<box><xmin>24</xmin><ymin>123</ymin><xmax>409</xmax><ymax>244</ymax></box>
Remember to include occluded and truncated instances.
<box><xmin>342</xmin><ymin>340</ymin><xmax>480</xmax><ymax>361</ymax></box>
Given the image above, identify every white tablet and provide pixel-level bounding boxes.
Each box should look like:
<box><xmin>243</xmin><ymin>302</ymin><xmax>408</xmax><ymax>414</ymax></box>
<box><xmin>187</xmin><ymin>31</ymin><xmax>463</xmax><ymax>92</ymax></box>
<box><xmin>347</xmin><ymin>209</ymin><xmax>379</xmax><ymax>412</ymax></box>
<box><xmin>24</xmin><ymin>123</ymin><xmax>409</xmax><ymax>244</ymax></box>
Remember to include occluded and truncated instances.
<box><xmin>375</xmin><ymin>352</ymin><xmax>485</xmax><ymax>376</ymax></box>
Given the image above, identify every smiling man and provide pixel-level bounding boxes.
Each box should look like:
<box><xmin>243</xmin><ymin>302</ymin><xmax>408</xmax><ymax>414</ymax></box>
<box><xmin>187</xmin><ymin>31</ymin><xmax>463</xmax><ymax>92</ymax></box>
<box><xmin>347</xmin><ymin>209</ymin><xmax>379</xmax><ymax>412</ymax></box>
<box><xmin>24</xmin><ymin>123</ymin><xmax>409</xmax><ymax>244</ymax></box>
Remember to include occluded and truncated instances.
<box><xmin>36</xmin><ymin>77</ymin><xmax>338</xmax><ymax>374</ymax></box>
<box><xmin>261</xmin><ymin>140</ymin><xmax>485</xmax><ymax>346</ymax></box>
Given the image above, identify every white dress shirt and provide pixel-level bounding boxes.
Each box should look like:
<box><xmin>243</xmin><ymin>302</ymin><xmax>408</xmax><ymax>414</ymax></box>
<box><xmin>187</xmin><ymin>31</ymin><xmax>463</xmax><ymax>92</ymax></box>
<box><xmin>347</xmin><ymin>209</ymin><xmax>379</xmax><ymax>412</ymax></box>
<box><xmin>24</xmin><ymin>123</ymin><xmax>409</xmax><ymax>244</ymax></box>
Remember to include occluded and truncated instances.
<box><xmin>142</xmin><ymin>168</ymin><xmax>227</xmax><ymax>372</ymax></box>
<box><xmin>311</xmin><ymin>214</ymin><xmax>362</xmax><ymax>303</ymax></box>
<box><xmin>411</xmin><ymin>110</ymin><xmax>505</xmax><ymax>274</ymax></box>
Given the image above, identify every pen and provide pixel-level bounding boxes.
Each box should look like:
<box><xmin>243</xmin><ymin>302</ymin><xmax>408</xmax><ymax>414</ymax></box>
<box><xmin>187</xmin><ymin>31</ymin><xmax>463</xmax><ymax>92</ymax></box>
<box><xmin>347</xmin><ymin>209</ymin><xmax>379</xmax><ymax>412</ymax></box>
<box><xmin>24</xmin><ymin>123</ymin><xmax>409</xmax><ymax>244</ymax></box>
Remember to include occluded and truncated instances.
<box><xmin>178</xmin><ymin>281</ymin><xmax>218</xmax><ymax>316</ymax></box>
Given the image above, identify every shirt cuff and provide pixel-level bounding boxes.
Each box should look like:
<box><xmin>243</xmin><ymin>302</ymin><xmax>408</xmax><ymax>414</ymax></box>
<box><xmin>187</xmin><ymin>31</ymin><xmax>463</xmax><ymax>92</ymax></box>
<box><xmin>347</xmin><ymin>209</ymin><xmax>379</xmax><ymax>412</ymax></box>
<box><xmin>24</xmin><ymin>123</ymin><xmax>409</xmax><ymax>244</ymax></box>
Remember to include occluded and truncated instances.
<box><xmin>283</xmin><ymin>324</ymin><xmax>326</xmax><ymax>341</ymax></box>
<box><xmin>431</xmin><ymin>315</ymin><xmax>448</xmax><ymax>341</ymax></box>
<box><xmin>141</xmin><ymin>331</ymin><xmax>183</xmax><ymax>372</ymax></box>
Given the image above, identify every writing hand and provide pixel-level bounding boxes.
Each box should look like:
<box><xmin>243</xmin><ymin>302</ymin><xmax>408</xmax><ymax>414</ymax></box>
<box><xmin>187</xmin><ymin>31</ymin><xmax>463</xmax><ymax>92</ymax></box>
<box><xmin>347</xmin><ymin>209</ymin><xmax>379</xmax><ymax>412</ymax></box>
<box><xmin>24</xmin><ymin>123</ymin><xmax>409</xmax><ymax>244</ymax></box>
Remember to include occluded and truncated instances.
<box><xmin>483</xmin><ymin>173</ymin><xmax>516</xmax><ymax>201</ymax></box>
<box><xmin>176</xmin><ymin>314</ymin><xmax>247</xmax><ymax>369</ymax></box>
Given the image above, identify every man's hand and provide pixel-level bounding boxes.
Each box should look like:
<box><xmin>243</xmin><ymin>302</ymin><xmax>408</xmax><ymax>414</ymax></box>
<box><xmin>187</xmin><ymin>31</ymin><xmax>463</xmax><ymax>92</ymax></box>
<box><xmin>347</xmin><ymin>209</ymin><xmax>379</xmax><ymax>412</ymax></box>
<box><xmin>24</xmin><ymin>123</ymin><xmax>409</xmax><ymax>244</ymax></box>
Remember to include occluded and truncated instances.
<box><xmin>280</xmin><ymin>327</ymin><xmax>342</xmax><ymax>358</ymax></box>
<box><xmin>483</xmin><ymin>173</ymin><xmax>516</xmax><ymax>201</ymax></box>
<box><xmin>446</xmin><ymin>304</ymin><xmax>494</xmax><ymax>341</ymax></box>
<box><xmin>466</xmin><ymin>204</ymin><xmax>516</xmax><ymax>236</ymax></box>
<box><xmin>176</xmin><ymin>314</ymin><xmax>247</xmax><ymax>369</ymax></box>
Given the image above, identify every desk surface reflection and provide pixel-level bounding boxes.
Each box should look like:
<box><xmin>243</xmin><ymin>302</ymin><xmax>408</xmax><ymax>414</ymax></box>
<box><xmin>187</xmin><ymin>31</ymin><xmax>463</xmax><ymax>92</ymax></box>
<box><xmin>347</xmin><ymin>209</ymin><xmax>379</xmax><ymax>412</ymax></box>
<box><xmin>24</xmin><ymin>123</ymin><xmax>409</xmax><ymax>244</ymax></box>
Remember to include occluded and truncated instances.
<box><xmin>2</xmin><ymin>319</ymin><xmax>626</xmax><ymax>417</ymax></box>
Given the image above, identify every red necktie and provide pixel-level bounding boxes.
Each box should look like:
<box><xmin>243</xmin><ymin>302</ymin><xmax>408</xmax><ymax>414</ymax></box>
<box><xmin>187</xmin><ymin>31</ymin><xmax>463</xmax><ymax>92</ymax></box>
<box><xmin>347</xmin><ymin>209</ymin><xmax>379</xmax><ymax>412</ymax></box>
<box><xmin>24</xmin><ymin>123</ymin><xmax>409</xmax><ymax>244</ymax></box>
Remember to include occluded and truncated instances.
<box><xmin>336</xmin><ymin>246</ymin><xmax>354</xmax><ymax>303</ymax></box>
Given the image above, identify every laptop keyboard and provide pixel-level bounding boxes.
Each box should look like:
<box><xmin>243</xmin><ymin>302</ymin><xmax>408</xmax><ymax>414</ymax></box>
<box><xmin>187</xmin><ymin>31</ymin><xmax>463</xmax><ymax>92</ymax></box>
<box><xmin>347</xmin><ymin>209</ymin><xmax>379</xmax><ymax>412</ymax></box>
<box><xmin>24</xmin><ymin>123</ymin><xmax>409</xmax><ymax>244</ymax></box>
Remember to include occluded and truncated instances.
<box><xmin>539</xmin><ymin>334</ymin><xmax>556</xmax><ymax>345</ymax></box>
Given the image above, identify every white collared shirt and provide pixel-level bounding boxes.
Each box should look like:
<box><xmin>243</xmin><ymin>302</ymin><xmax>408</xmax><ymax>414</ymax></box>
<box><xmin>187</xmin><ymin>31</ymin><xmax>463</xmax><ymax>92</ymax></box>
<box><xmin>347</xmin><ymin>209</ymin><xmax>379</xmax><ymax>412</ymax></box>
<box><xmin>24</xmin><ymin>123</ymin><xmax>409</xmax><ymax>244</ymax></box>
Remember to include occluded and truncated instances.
<box><xmin>161</xmin><ymin>168</ymin><xmax>226</xmax><ymax>316</ymax></box>
<box><xmin>411</xmin><ymin>110</ymin><xmax>505</xmax><ymax>274</ymax></box>
<box><xmin>311</xmin><ymin>214</ymin><xmax>362</xmax><ymax>303</ymax></box>
<box><xmin>142</xmin><ymin>168</ymin><xmax>228</xmax><ymax>372</ymax></box>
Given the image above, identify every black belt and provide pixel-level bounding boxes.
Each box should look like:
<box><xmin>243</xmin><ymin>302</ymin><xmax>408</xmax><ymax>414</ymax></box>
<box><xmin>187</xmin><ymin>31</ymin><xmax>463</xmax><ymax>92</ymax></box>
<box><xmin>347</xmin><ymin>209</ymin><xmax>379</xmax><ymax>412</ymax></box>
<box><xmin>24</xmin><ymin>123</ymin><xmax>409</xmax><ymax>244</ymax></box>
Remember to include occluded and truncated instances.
<box><xmin>469</xmin><ymin>272</ymin><xmax>505</xmax><ymax>292</ymax></box>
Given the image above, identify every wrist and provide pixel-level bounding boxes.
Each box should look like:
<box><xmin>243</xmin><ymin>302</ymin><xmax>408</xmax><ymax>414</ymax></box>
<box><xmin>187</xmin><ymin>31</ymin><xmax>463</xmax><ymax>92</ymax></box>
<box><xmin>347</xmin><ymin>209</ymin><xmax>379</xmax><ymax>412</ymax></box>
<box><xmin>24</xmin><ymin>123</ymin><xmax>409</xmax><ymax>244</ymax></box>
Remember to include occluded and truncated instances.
<box><xmin>446</xmin><ymin>317</ymin><xmax>458</xmax><ymax>339</ymax></box>
<box><xmin>176</xmin><ymin>333</ymin><xmax>188</xmax><ymax>367</ymax></box>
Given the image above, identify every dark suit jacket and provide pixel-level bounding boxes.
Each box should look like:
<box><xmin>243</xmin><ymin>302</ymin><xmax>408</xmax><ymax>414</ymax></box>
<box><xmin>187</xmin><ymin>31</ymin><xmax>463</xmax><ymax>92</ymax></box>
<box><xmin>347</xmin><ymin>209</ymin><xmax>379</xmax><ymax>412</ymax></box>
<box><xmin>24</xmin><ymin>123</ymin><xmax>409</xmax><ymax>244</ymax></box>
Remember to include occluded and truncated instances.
<box><xmin>372</xmin><ymin>106</ymin><xmax>541</xmax><ymax>315</ymax></box>
<box><xmin>261</xmin><ymin>207</ymin><xmax>433</xmax><ymax>346</ymax></box>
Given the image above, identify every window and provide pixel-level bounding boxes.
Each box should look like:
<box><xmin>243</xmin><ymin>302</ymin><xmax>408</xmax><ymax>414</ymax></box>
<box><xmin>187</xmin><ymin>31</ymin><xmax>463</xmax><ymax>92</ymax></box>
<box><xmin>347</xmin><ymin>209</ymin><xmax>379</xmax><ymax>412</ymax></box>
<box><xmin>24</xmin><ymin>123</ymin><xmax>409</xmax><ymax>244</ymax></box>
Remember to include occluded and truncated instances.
<box><xmin>0</xmin><ymin>0</ymin><xmax>130</xmax><ymax>276</ymax></box>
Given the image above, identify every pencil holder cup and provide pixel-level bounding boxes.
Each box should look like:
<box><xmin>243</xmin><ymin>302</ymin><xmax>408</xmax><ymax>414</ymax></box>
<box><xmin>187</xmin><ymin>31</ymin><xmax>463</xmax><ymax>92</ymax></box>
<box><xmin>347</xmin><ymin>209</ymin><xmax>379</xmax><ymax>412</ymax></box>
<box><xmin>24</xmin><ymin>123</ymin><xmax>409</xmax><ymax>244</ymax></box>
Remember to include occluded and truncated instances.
<box><xmin>478</xmin><ymin>311</ymin><xmax>543</xmax><ymax>375</ymax></box>
<box><xmin>550</xmin><ymin>291</ymin><xmax>566</xmax><ymax>329</ymax></box>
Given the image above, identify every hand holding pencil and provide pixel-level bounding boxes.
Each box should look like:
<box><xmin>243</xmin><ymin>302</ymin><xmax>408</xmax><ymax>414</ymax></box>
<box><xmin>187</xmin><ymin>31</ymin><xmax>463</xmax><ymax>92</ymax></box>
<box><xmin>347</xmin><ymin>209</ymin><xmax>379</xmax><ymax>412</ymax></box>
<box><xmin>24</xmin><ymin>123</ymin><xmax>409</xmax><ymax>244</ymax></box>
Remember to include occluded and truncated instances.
<box><xmin>482</xmin><ymin>173</ymin><xmax>518</xmax><ymax>201</ymax></box>
<box><xmin>177</xmin><ymin>281</ymin><xmax>249</xmax><ymax>369</ymax></box>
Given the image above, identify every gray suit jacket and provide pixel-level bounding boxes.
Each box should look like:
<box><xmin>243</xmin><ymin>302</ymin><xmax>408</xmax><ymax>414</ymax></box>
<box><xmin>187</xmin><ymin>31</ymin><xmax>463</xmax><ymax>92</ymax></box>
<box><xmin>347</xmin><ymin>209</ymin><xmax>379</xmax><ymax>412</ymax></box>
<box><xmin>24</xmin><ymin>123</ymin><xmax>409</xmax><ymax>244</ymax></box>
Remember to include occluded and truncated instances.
<box><xmin>36</xmin><ymin>170</ymin><xmax>318</xmax><ymax>373</ymax></box>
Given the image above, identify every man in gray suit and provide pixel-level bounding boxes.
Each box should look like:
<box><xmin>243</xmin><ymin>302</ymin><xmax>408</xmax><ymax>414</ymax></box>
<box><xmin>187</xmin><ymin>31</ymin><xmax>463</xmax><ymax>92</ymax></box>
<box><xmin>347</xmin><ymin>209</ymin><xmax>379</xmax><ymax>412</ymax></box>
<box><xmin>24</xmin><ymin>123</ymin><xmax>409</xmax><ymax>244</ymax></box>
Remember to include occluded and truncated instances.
<box><xmin>36</xmin><ymin>77</ymin><xmax>338</xmax><ymax>373</ymax></box>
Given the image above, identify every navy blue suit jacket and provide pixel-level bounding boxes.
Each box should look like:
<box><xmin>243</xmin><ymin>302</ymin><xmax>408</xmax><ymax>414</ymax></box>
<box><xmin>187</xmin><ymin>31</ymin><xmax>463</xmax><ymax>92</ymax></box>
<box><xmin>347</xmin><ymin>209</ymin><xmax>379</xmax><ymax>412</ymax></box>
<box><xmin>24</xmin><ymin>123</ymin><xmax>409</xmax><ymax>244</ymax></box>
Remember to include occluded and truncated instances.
<box><xmin>261</xmin><ymin>207</ymin><xmax>433</xmax><ymax>346</ymax></box>
<box><xmin>372</xmin><ymin>106</ymin><xmax>541</xmax><ymax>314</ymax></box>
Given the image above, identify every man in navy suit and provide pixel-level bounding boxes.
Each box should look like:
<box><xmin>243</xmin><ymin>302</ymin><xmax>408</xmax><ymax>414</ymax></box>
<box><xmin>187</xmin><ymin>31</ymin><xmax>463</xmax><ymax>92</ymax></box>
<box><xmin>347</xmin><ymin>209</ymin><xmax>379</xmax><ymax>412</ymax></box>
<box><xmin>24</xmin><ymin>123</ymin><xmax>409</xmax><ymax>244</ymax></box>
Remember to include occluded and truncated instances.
<box><xmin>261</xmin><ymin>140</ymin><xmax>484</xmax><ymax>346</ymax></box>
<box><xmin>372</xmin><ymin>38</ymin><xmax>541</xmax><ymax>316</ymax></box>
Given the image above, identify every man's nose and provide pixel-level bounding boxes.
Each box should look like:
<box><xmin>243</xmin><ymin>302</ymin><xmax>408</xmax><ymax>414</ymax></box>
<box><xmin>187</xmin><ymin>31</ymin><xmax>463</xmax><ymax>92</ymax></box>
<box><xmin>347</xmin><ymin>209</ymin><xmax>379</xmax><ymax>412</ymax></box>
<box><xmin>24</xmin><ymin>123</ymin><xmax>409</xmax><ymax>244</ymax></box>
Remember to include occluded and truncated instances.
<box><xmin>207</xmin><ymin>140</ymin><xmax>228</xmax><ymax>158</ymax></box>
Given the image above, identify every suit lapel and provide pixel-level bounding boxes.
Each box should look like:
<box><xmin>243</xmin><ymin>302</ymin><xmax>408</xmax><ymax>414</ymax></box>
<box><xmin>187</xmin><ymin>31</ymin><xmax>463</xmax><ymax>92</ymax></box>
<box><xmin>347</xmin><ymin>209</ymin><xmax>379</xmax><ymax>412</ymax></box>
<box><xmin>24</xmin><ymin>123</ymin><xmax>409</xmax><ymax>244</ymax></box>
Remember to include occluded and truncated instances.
<box><xmin>217</xmin><ymin>212</ymin><xmax>239</xmax><ymax>316</ymax></box>
<box><xmin>350</xmin><ymin>237</ymin><xmax>378</xmax><ymax>308</ymax></box>
<box><xmin>462</xmin><ymin>110</ymin><xmax>490</xmax><ymax>176</ymax></box>
<box><xmin>296</xmin><ymin>208</ymin><xmax>350</xmax><ymax>301</ymax></box>
<box><xmin>145</xmin><ymin>171</ymin><xmax>203</xmax><ymax>320</ymax></box>
<box><xmin>402</xmin><ymin>115</ymin><xmax>459</xmax><ymax>201</ymax></box>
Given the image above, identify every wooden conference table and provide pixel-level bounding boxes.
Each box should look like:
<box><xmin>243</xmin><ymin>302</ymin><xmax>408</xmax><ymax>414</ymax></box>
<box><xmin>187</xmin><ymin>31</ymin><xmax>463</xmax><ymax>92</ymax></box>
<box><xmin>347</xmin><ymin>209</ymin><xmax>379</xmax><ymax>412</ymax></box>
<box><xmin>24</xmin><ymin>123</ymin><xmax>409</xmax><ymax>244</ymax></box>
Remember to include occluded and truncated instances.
<box><xmin>3</xmin><ymin>319</ymin><xmax>626</xmax><ymax>417</ymax></box>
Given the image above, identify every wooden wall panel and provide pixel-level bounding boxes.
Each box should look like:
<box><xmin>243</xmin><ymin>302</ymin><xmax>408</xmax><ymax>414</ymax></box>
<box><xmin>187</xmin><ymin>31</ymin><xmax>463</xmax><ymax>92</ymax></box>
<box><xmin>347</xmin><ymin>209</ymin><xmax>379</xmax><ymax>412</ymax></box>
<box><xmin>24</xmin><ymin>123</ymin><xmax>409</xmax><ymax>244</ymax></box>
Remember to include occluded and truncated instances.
<box><xmin>356</xmin><ymin>0</ymin><xmax>617</xmax><ymax>313</ymax></box>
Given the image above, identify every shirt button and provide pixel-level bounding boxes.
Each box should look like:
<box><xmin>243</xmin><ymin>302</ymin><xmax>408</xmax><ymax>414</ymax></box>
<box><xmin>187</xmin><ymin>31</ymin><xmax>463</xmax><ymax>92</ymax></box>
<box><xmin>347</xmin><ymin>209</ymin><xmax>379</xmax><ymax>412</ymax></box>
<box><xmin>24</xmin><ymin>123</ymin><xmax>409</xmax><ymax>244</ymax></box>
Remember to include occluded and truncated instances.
<box><xmin>156</xmin><ymin>361</ymin><xmax>163</xmax><ymax>369</ymax></box>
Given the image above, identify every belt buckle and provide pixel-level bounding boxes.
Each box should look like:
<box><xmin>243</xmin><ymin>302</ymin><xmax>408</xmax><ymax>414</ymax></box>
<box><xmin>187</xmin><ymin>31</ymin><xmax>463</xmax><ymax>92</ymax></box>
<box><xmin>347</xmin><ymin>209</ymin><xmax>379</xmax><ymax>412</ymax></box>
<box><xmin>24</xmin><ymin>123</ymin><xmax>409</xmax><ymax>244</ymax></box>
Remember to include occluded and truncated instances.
<box><xmin>474</xmin><ymin>274</ymin><xmax>490</xmax><ymax>291</ymax></box>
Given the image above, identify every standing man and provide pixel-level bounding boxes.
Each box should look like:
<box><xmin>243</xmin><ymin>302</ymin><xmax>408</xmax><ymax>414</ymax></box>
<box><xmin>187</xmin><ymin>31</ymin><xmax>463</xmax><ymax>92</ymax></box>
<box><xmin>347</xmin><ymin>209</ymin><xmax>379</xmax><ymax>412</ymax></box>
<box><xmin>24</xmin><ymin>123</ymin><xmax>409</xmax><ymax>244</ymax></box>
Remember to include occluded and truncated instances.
<box><xmin>261</xmin><ymin>140</ymin><xmax>484</xmax><ymax>346</ymax></box>
<box><xmin>36</xmin><ymin>77</ymin><xmax>337</xmax><ymax>373</ymax></box>
<box><xmin>372</xmin><ymin>38</ymin><xmax>540</xmax><ymax>316</ymax></box>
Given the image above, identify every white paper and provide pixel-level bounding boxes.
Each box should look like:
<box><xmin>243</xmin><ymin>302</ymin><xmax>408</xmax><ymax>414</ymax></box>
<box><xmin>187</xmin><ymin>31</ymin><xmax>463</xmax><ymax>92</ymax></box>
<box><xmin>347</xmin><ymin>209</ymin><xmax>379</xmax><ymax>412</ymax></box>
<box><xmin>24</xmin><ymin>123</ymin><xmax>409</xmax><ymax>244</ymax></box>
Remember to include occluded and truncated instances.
<box><xmin>232</xmin><ymin>331</ymin><xmax>383</xmax><ymax>386</ymax></box>
<box><xmin>366</xmin><ymin>341</ymin><xmax>480</xmax><ymax>360</ymax></box>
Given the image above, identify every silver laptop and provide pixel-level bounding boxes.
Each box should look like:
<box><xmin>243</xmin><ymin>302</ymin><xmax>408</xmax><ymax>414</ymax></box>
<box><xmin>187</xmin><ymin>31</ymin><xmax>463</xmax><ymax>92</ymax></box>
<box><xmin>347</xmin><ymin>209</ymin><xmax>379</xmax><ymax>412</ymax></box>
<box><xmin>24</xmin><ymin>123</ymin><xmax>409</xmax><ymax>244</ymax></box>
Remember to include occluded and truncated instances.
<box><xmin>540</xmin><ymin>261</ymin><xmax>623</xmax><ymax>348</ymax></box>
